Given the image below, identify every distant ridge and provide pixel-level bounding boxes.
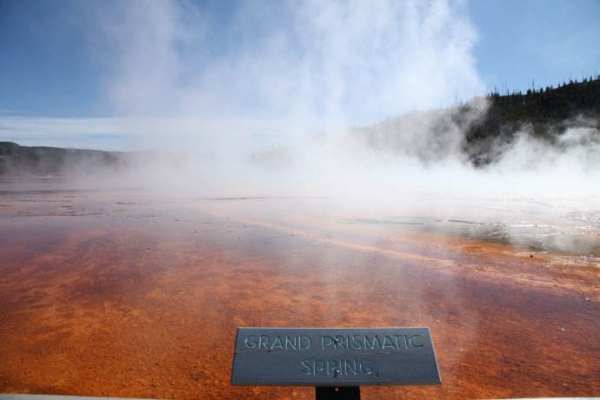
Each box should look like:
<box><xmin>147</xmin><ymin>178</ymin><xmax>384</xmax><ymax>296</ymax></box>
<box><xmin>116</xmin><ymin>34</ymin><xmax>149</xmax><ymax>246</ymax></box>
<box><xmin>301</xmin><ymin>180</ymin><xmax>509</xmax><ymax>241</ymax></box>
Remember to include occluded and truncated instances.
<box><xmin>356</xmin><ymin>76</ymin><xmax>600</xmax><ymax>166</ymax></box>
<box><xmin>465</xmin><ymin>75</ymin><xmax>600</xmax><ymax>165</ymax></box>
<box><xmin>0</xmin><ymin>142</ymin><xmax>127</xmax><ymax>176</ymax></box>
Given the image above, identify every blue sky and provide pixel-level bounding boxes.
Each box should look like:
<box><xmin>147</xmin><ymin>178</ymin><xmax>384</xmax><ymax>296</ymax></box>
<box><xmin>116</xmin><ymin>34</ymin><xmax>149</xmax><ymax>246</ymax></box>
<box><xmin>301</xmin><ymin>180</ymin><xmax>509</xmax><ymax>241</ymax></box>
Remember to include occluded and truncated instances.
<box><xmin>469</xmin><ymin>0</ymin><xmax>600</xmax><ymax>94</ymax></box>
<box><xmin>0</xmin><ymin>0</ymin><xmax>599</xmax><ymax>149</ymax></box>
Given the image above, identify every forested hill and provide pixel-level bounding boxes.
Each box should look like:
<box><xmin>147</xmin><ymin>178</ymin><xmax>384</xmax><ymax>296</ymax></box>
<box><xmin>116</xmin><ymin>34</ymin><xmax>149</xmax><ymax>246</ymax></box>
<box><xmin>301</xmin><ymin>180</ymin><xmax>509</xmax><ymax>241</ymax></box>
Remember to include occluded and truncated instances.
<box><xmin>486</xmin><ymin>76</ymin><xmax>600</xmax><ymax>122</ymax></box>
<box><xmin>464</xmin><ymin>76</ymin><xmax>600</xmax><ymax>165</ymax></box>
<box><xmin>356</xmin><ymin>76</ymin><xmax>600</xmax><ymax>166</ymax></box>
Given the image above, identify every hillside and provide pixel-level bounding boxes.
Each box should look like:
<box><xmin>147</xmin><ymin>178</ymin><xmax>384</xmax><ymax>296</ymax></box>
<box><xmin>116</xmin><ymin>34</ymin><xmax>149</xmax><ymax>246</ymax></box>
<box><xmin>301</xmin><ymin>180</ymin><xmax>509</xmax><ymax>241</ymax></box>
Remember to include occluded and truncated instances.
<box><xmin>356</xmin><ymin>76</ymin><xmax>600</xmax><ymax>166</ymax></box>
<box><xmin>0</xmin><ymin>142</ymin><xmax>128</xmax><ymax>176</ymax></box>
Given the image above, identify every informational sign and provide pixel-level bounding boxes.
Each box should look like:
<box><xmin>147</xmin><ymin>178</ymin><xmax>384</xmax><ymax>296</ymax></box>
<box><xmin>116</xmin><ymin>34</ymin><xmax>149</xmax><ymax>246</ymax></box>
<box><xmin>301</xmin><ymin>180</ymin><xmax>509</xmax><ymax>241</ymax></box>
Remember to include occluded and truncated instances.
<box><xmin>231</xmin><ymin>327</ymin><xmax>441</xmax><ymax>386</ymax></box>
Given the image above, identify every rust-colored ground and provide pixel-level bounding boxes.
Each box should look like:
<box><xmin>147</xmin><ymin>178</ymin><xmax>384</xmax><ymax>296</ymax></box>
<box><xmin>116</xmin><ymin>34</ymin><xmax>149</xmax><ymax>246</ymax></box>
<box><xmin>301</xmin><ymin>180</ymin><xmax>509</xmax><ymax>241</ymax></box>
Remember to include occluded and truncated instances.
<box><xmin>0</xmin><ymin>189</ymin><xmax>599</xmax><ymax>399</ymax></box>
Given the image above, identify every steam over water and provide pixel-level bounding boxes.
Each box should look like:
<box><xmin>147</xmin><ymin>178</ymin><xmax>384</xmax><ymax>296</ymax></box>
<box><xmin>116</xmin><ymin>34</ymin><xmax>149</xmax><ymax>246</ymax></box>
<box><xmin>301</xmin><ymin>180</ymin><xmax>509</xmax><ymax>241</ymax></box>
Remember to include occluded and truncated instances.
<box><xmin>16</xmin><ymin>0</ymin><xmax>593</xmax><ymax>248</ymax></box>
<box><xmin>4</xmin><ymin>1</ymin><xmax>600</xmax><ymax>216</ymax></box>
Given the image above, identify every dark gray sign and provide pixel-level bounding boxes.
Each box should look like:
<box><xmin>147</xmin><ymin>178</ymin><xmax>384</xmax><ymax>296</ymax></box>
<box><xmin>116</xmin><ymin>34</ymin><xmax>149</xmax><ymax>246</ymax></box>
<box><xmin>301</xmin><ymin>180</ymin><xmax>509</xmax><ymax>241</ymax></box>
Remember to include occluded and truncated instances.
<box><xmin>231</xmin><ymin>327</ymin><xmax>441</xmax><ymax>386</ymax></box>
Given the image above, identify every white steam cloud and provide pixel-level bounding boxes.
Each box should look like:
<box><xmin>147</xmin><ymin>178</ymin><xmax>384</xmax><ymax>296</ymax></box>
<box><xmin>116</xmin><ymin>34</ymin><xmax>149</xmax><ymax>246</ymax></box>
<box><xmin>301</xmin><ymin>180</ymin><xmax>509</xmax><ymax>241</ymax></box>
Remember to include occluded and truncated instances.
<box><xmin>71</xmin><ymin>0</ymin><xmax>600</xmax><ymax>210</ymax></box>
<box><xmin>93</xmin><ymin>1</ymin><xmax>481</xmax><ymax>152</ymax></box>
<box><xmin>103</xmin><ymin>1</ymin><xmax>482</xmax><ymax>120</ymax></box>
<box><xmin>6</xmin><ymin>0</ymin><xmax>600</xmax><ymax>212</ymax></box>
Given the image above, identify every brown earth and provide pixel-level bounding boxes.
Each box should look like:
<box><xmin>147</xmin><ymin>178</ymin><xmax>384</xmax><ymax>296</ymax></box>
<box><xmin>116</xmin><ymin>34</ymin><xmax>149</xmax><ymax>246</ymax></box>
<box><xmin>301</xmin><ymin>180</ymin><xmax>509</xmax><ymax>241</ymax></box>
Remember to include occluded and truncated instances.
<box><xmin>0</xmin><ymin>190</ymin><xmax>598</xmax><ymax>399</ymax></box>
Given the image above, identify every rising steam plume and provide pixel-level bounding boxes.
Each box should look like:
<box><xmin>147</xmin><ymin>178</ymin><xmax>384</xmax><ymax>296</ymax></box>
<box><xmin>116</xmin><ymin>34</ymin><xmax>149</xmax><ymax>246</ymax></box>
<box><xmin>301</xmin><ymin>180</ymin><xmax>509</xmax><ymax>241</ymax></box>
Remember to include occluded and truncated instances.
<box><xmin>3</xmin><ymin>0</ymin><xmax>600</xmax><ymax>205</ymax></box>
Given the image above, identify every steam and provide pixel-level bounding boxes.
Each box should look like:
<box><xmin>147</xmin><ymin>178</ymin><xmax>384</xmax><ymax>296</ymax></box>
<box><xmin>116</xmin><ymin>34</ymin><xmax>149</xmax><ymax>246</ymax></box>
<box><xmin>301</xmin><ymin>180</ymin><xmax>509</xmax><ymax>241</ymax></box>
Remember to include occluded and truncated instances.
<box><xmin>80</xmin><ymin>0</ymin><xmax>599</xmax><ymax>203</ymax></box>
<box><xmin>101</xmin><ymin>1</ymin><xmax>481</xmax><ymax>120</ymax></box>
<box><xmin>7</xmin><ymin>0</ymin><xmax>600</xmax><ymax>228</ymax></box>
<box><xmin>93</xmin><ymin>1</ymin><xmax>481</xmax><ymax>158</ymax></box>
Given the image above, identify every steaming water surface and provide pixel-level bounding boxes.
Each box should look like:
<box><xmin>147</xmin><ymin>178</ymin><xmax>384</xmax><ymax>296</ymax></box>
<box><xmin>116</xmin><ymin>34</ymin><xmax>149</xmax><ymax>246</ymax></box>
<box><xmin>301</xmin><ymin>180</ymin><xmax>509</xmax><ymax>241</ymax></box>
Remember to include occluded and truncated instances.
<box><xmin>0</xmin><ymin>184</ymin><xmax>599</xmax><ymax>399</ymax></box>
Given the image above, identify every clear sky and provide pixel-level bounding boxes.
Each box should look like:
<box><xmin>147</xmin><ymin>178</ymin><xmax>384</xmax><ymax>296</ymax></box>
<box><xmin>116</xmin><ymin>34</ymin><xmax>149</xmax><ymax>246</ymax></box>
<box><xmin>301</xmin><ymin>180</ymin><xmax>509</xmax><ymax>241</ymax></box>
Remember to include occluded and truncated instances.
<box><xmin>0</xmin><ymin>0</ymin><xmax>599</xmax><ymax>149</ymax></box>
<box><xmin>469</xmin><ymin>0</ymin><xmax>600</xmax><ymax>94</ymax></box>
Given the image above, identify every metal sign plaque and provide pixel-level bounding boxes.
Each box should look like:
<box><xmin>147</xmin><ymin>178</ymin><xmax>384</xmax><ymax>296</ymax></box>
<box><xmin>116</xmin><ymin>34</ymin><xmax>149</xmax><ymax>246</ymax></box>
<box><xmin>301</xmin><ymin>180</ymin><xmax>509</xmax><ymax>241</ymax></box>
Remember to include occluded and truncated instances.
<box><xmin>231</xmin><ymin>327</ymin><xmax>441</xmax><ymax>386</ymax></box>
